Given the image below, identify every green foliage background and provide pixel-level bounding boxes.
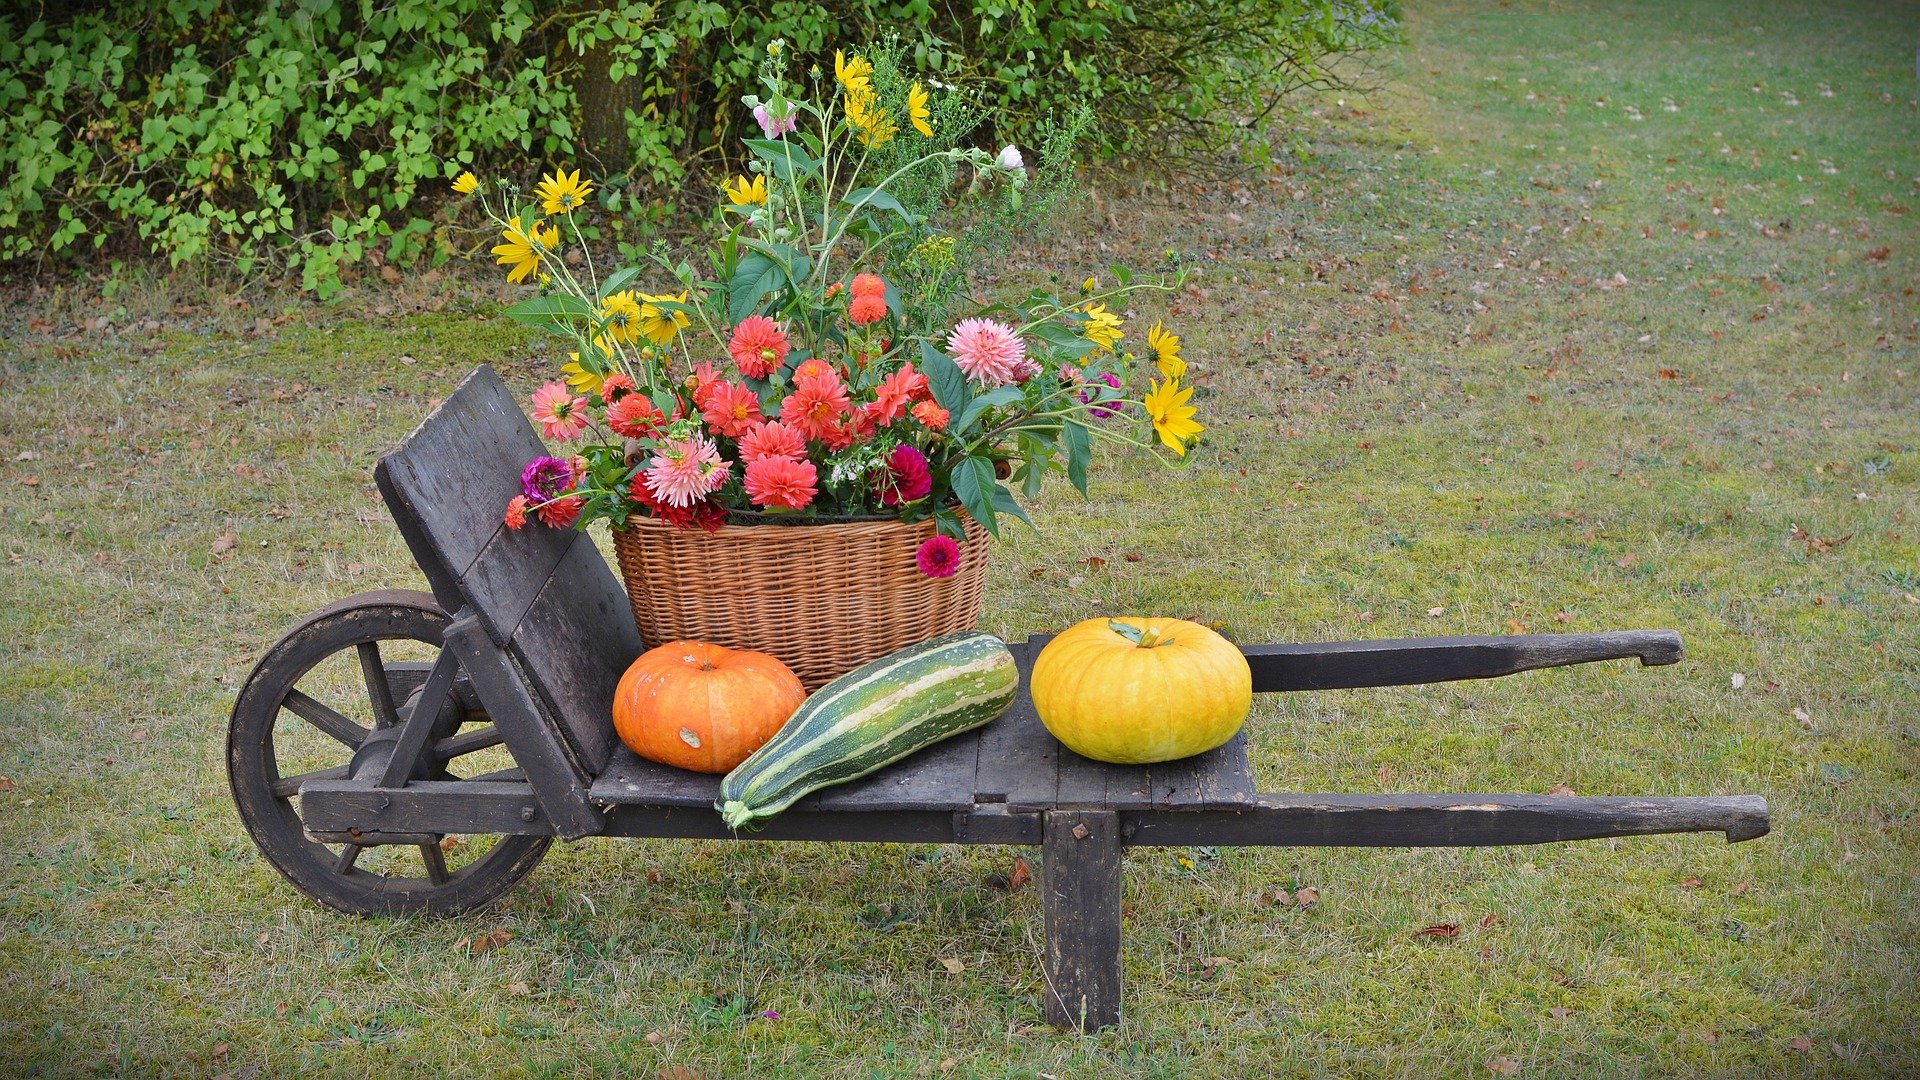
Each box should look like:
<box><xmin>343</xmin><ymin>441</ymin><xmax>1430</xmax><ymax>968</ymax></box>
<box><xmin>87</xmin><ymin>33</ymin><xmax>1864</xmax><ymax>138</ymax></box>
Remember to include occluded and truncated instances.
<box><xmin>0</xmin><ymin>0</ymin><xmax>1396</xmax><ymax>296</ymax></box>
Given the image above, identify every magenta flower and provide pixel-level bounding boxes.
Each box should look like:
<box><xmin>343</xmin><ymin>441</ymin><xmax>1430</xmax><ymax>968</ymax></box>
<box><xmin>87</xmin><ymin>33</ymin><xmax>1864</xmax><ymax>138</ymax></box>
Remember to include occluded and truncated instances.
<box><xmin>880</xmin><ymin>444</ymin><xmax>933</xmax><ymax>507</ymax></box>
<box><xmin>945</xmin><ymin>318</ymin><xmax>1026</xmax><ymax>386</ymax></box>
<box><xmin>1078</xmin><ymin>372</ymin><xmax>1124</xmax><ymax>418</ymax></box>
<box><xmin>521</xmin><ymin>455</ymin><xmax>575</xmax><ymax>502</ymax></box>
<box><xmin>916</xmin><ymin>534</ymin><xmax>962</xmax><ymax>578</ymax></box>
<box><xmin>643</xmin><ymin>434</ymin><xmax>730</xmax><ymax>508</ymax></box>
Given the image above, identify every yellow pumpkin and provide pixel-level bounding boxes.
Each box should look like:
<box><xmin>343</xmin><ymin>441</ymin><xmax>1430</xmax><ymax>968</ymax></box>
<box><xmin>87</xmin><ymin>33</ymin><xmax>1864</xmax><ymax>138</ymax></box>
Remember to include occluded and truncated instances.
<box><xmin>1030</xmin><ymin>617</ymin><xmax>1253</xmax><ymax>764</ymax></box>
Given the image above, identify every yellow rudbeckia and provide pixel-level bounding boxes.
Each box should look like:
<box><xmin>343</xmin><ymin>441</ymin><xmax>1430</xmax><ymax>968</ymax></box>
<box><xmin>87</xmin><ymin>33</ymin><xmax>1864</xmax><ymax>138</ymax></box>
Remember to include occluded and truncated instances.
<box><xmin>724</xmin><ymin>173</ymin><xmax>768</xmax><ymax>206</ymax></box>
<box><xmin>834</xmin><ymin>50</ymin><xmax>873</xmax><ymax>96</ymax></box>
<box><xmin>600</xmin><ymin>290</ymin><xmax>644</xmax><ymax>345</ymax></box>
<box><xmin>1146</xmin><ymin>321</ymin><xmax>1185</xmax><ymax>381</ymax></box>
<box><xmin>451</xmin><ymin>171</ymin><xmax>478</xmax><ymax>194</ymax></box>
<box><xmin>492</xmin><ymin>219</ymin><xmax>558</xmax><ymax>284</ymax></box>
<box><xmin>846</xmin><ymin>87</ymin><xmax>896</xmax><ymax>147</ymax></box>
<box><xmin>535</xmin><ymin>167</ymin><xmax>594</xmax><ymax>216</ymax></box>
<box><xmin>1080</xmin><ymin>302</ymin><xmax>1124</xmax><ymax>353</ymax></box>
<box><xmin>638</xmin><ymin>291</ymin><xmax>691</xmax><ymax>345</ymax></box>
<box><xmin>561</xmin><ymin>351</ymin><xmax>605</xmax><ymax>395</ymax></box>
<box><xmin>1142</xmin><ymin>378</ymin><xmax>1203</xmax><ymax>456</ymax></box>
<box><xmin>908</xmin><ymin>82</ymin><xmax>933</xmax><ymax>137</ymax></box>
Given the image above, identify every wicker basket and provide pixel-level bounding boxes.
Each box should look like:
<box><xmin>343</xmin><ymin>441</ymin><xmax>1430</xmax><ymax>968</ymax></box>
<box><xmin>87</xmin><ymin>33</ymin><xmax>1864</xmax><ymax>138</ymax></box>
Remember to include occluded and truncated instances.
<box><xmin>610</xmin><ymin>512</ymin><xmax>990</xmax><ymax>691</ymax></box>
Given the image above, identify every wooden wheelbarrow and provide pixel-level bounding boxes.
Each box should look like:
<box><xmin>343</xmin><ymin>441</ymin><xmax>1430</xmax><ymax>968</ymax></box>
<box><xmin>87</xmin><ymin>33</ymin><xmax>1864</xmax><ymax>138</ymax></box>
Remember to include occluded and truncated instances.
<box><xmin>228</xmin><ymin>366</ymin><xmax>1769</xmax><ymax>1031</ymax></box>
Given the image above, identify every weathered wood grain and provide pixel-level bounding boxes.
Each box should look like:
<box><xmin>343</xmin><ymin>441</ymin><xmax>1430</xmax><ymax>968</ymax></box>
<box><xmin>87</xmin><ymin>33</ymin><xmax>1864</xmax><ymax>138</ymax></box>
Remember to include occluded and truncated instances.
<box><xmin>508</xmin><ymin>536</ymin><xmax>643</xmax><ymax>776</ymax></box>
<box><xmin>1043</xmin><ymin>810</ymin><xmax>1123</xmax><ymax>1031</ymax></box>
<box><xmin>1241</xmin><ymin>630</ymin><xmax>1684</xmax><ymax>693</ymax></box>
<box><xmin>978</xmin><ymin>637</ymin><xmax>1060</xmax><ymax>811</ymax></box>
<box><xmin>1119</xmin><ymin>793</ymin><xmax>1770</xmax><ymax>847</ymax></box>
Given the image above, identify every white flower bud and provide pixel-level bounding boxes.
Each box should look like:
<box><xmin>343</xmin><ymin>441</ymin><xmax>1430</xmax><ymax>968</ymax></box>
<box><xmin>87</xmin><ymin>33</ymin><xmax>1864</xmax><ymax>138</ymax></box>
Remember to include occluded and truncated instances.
<box><xmin>995</xmin><ymin>145</ymin><xmax>1024</xmax><ymax>171</ymax></box>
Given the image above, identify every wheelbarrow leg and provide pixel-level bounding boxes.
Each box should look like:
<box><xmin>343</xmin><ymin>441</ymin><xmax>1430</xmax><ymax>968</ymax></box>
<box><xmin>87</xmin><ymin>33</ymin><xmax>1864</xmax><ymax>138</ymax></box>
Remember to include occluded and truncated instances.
<box><xmin>1043</xmin><ymin>809</ymin><xmax>1123</xmax><ymax>1031</ymax></box>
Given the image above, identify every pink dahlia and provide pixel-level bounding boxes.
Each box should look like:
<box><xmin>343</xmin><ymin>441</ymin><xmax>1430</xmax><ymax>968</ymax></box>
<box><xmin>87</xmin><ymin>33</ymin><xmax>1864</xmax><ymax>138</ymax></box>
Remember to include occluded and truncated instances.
<box><xmin>738</xmin><ymin>420</ymin><xmax>808</xmax><ymax>463</ymax></box>
<box><xmin>530</xmin><ymin>381</ymin><xmax>587</xmax><ymax>440</ymax></box>
<box><xmin>642</xmin><ymin>435</ymin><xmax>730</xmax><ymax>508</ymax></box>
<box><xmin>915</xmin><ymin>534</ymin><xmax>962</xmax><ymax>578</ymax></box>
<box><xmin>1078</xmin><ymin>371</ymin><xmax>1124</xmax><ymax>418</ymax></box>
<box><xmin>879</xmin><ymin>444</ymin><xmax>932</xmax><ymax>507</ymax></box>
<box><xmin>945</xmin><ymin>319</ymin><xmax>1026</xmax><ymax>386</ymax></box>
<box><xmin>743</xmin><ymin>456</ymin><xmax>818</xmax><ymax>510</ymax></box>
<box><xmin>728</xmin><ymin>316</ymin><xmax>790</xmax><ymax>380</ymax></box>
<box><xmin>700</xmin><ymin>379</ymin><xmax>764</xmax><ymax>438</ymax></box>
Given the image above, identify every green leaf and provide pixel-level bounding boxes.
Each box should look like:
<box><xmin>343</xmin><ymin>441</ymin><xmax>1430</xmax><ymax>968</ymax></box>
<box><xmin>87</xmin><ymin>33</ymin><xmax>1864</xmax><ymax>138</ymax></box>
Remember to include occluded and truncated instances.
<box><xmin>955</xmin><ymin>385</ymin><xmax>1024</xmax><ymax>434</ymax></box>
<box><xmin>504</xmin><ymin>294</ymin><xmax>592</xmax><ymax>336</ymax></box>
<box><xmin>728</xmin><ymin>252</ymin><xmax>786</xmax><ymax>323</ymax></box>
<box><xmin>988</xmin><ymin>481</ymin><xmax>1035</xmax><ymax>531</ymax></box>
<box><xmin>1109</xmin><ymin>263</ymin><xmax>1133</xmax><ymax>286</ymax></box>
<box><xmin>841</xmin><ymin>187</ymin><xmax>915</xmax><ymax>225</ymax></box>
<box><xmin>596</xmin><ymin>266</ymin><xmax>639</xmax><ymax>299</ymax></box>
<box><xmin>1063</xmin><ymin>419</ymin><xmax>1091</xmax><ymax>496</ymax></box>
<box><xmin>950</xmin><ymin>454</ymin><xmax>999</xmax><ymax>538</ymax></box>
<box><xmin>742</xmin><ymin>138</ymin><xmax>819</xmax><ymax>181</ymax></box>
<box><xmin>1030</xmin><ymin>320</ymin><xmax>1098</xmax><ymax>359</ymax></box>
<box><xmin>919</xmin><ymin>340</ymin><xmax>972</xmax><ymax>418</ymax></box>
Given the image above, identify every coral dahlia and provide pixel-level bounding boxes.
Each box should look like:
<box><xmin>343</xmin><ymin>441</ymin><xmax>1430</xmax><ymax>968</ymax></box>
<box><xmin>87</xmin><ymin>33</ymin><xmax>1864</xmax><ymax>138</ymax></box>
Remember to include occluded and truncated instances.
<box><xmin>700</xmin><ymin>380</ymin><xmax>764</xmax><ymax>438</ymax></box>
<box><xmin>728</xmin><ymin>316</ymin><xmax>789</xmax><ymax>380</ymax></box>
<box><xmin>738</xmin><ymin>421</ymin><xmax>808</xmax><ymax>463</ymax></box>
<box><xmin>743</xmin><ymin>456</ymin><xmax>818</xmax><ymax>510</ymax></box>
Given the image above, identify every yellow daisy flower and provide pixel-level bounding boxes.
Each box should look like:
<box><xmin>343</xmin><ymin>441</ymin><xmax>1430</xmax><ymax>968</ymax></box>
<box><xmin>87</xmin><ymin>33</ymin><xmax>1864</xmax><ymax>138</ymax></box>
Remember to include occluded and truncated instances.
<box><xmin>1146</xmin><ymin>321</ymin><xmax>1185</xmax><ymax>381</ymax></box>
<box><xmin>908</xmin><ymin>82</ymin><xmax>933</xmax><ymax>137</ymax></box>
<box><xmin>1142</xmin><ymin>378</ymin><xmax>1203</xmax><ymax>456</ymax></box>
<box><xmin>724</xmin><ymin>173</ymin><xmax>768</xmax><ymax>206</ymax></box>
<box><xmin>638</xmin><ymin>291</ymin><xmax>691</xmax><ymax>345</ymax></box>
<box><xmin>1080</xmin><ymin>302</ymin><xmax>1124</xmax><ymax>353</ymax></box>
<box><xmin>834</xmin><ymin>51</ymin><xmax>873</xmax><ymax>96</ymax></box>
<box><xmin>600</xmin><ymin>290</ymin><xmax>644</xmax><ymax>345</ymax></box>
<box><xmin>491</xmin><ymin>219</ymin><xmax>558</xmax><ymax>284</ymax></box>
<box><xmin>534</xmin><ymin>167</ymin><xmax>593</xmax><ymax>216</ymax></box>
<box><xmin>451</xmin><ymin>171</ymin><xmax>479</xmax><ymax>195</ymax></box>
<box><xmin>846</xmin><ymin>88</ymin><xmax>896</xmax><ymax>147</ymax></box>
<box><xmin>560</xmin><ymin>351</ymin><xmax>604</xmax><ymax>395</ymax></box>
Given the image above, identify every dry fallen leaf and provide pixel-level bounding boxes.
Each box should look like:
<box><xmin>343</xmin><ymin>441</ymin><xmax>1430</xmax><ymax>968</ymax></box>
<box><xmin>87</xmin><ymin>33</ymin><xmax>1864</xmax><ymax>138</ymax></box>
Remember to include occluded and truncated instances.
<box><xmin>1487</xmin><ymin>1054</ymin><xmax>1522</xmax><ymax>1075</ymax></box>
<box><xmin>1731</xmin><ymin>673</ymin><xmax>1746</xmax><ymax>689</ymax></box>
<box><xmin>659</xmin><ymin>1067</ymin><xmax>707</xmax><ymax>1080</ymax></box>
<box><xmin>1428</xmin><ymin>606</ymin><xmax>1446</xmax><ymax>617</ymax></box>
<box><xmin>1505</xmin><ymin>619</ymin><xmax>1529</xmax><ymax>634</ymax></box>
<box><xmin>508</xmin><ymin>981</ymin><xmax>532</xmax><ymax>996</ymax></box>
<box><xmin>212</xmin><ymin>531</ymin><xmax>238</xmax><ymax>555</ymax></box>
<box><xmin>1698</xmin><ymin>1031</ymin><xmax>1719</xmax><ymax>1044</ymax></box>
<box><xmin>1008</xmin><ymin>856</ymin><xmax>1032</xmax><ymax>893</ymax></box>
<box><xmin>1082</xmin><ymin>555</ymin><xmax>1107</xmax><ymax>570</ymax></box>
<box><xmin>1678</xmin><ymin>876</ymin><xmax>1703</xmax><ymax>889</ymax></box>
<box><xmin>1549</xmin><ymin>1007</ymin><xmax>1572</xmax><ymax>1020</ymax></box>
<box><xmin>1294</xmin><ymin>886</ymin><xmax>1319</xmax><ymax>907</ymax></box>
<box><xmin>1729</xmin><ymin>881</ymin><xmax>1752</xmax><ymax>896</ymax></box>
<box><xmin>0</xmin><ymin>776</ymin><xmax>13</xmax><ymax>793</ymax></box>
<box><xmin>256</xmin><ymin>929</ymin><xmax>271</xmax><ymax>945</ymax></box>
<box><xmin>1416</xmin><ymin>923</ymin><xmax>1460</xmax><ymax>938</ymax></box>
<box><xmin>1477</xmin><ymin>913</ymin><xmax>1501</xmax><ymax>930</ymax></box>
<box><xmin>1546</xmin><ymin>783</ymin><xmax>1577</xmax><ymax>797</ymax></box>
<box><xmin>1261</xmin><ymin>887</ymin><xmax>1293</xmax><ymax>907</ymax></box>
<box><xmin>939</xmin><ymin>957</ymin><xmax>966</xmax><ymax>975</ymax></box>
<box><xmin>1787</xmin><ymin>1037</ymin><xmax>1814</xmax><ymax>1052</ymax></box>
<box><xmin>460</xmin><ymin>929</ymin><xmax>513</xmax><ymax>955</ymax></box>
<box><xmin>19</xmin><ymin>475</ymin><xmax>40</xmax><ymax>487</ymax></box>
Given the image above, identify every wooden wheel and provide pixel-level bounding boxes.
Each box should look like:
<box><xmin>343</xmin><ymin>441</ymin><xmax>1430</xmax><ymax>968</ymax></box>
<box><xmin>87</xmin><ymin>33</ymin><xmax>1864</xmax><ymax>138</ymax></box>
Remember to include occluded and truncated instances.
<box><xmin>228</xmin><ymin>590</ymin><xmax>550</xmax><ymax>914</ymax></box>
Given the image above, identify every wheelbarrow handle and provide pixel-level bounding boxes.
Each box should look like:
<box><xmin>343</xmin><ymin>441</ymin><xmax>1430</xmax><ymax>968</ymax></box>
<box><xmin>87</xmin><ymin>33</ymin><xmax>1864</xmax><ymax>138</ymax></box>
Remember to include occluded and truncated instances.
<box><xmin>1240</xmin><ymin>630</ymin><xmax>1684</xmax><ymax>693</ymax></box>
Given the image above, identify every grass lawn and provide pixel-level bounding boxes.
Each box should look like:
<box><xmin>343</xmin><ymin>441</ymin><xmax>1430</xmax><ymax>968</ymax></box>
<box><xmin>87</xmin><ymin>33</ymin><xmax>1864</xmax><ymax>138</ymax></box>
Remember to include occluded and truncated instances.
<box><xmin>3</xmin><ymin>0</ymin><xmax>1916</xmax><ymax>1075</ymax></box>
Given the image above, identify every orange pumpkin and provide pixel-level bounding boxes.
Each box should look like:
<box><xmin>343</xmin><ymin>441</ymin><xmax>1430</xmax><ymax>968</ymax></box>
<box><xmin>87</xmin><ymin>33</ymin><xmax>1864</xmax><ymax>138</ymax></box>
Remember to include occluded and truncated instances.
<box><xmin>612</xmin><ymin>641</ymin><xmax>806</xmax><ymax>773</ymax></box>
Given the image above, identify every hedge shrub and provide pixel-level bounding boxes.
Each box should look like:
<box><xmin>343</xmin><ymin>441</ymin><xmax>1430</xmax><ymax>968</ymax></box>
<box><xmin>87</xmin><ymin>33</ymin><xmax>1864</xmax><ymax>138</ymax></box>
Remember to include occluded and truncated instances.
<box><xmin>0</xmin><ymin>0</ymin><xmax>1396</xmax><ymax>295</ymax></box>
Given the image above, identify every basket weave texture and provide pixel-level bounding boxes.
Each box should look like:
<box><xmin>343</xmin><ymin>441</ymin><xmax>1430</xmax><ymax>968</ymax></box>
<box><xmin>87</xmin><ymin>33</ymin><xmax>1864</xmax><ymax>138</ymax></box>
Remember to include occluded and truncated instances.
<box><xmin>610</xmin><ymin>513</ymin><xmax>990</xmax><ymax>691</ymax></box>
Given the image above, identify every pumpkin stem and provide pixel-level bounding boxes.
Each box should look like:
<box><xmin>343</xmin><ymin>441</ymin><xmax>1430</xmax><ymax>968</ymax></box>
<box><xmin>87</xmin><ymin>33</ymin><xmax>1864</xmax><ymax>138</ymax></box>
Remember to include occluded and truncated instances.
<box><xmin>1136</xmin><ymin>626</ymin><xmax>1162</xmax><ymax>648</ymax></box>
<box><xmin>1108</xmin><ymin>619</ymin><xmax>1173</xmax><ymax>648</ymax></box>
<box><xmin>699</xmin><ymin>661</ymin><xmax>717</xmax><ymax>671</ymax></box>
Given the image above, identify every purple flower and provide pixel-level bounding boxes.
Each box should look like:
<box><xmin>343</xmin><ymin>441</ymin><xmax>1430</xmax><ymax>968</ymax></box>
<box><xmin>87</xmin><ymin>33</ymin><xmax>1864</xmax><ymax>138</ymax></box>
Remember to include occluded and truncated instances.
<box><xmin>521</xmin><ymin>455</ymin><xmax>574</xmax><ymax>502</ymax></box>
<box><xmin>760</xmin><ymin>1008</ymin><xmax>781</xmax><ymax>1021</ymax></box>
<box><xmin>1078</xmin><ymin>372</ymin><xmax>1124</xmax><ymax>418</ymax></box>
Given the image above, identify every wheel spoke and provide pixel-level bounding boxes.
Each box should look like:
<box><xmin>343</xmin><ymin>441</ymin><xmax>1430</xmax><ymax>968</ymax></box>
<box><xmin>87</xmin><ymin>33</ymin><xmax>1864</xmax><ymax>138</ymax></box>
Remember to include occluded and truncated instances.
<box><xmin>282</xmin><ymin>689</ymin><xmax>369</xmax><ymax>748</ymax></box>
<box><xmin>358</xmin><ymin>642</ymin><xmax>401</xmax><ymax>728</ymax></box>
<box><xmin>270</xmin><ymin>764</ymin><xmax>350</xmax><ymax>799</ymax></box>
<box><xmin>435</xmin><ymin>724</ymin><xmax>503</xmax><ymax>761</ymax></box>
<box><xmin>419</xmin><ymin>842</ymin><xmax>450</xmax><ymax>885</ymax></box>
<box><xmin>335</xmin><ymin>844</ymin><xmax>364</xmax><ymax>874</ymax></box>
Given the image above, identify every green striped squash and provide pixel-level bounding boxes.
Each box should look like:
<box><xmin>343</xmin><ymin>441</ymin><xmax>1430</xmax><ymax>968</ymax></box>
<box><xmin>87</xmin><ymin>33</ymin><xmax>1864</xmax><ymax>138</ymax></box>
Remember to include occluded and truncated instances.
<box><xmin>716</xmin><ymin>632</ymin><xmax>1018</xmax><ymax>829</ymax></box>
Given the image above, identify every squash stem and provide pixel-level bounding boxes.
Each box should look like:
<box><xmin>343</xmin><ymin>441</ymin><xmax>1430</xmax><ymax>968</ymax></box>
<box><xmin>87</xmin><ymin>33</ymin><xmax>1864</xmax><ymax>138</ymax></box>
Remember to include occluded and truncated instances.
<box><xmin>1136</xmin><ymin>626</ymin><xmax>1162</xmax><ymax>648</ymax></box>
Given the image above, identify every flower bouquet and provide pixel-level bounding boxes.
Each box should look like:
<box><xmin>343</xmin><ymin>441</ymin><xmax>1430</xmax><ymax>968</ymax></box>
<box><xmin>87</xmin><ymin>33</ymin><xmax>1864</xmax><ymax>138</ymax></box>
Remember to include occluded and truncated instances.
<box><xmin>455</xmin><ymin>42</ymin><xmax>1204</xmax><ymax>688</ymax></box>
